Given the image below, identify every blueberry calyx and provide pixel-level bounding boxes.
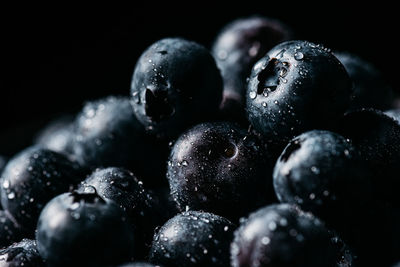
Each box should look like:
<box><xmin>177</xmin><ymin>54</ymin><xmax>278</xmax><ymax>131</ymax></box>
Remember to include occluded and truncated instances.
<box><xmin>256</xmin><ymin>58</ymin><xmax>289</xmax><ymax>95</ymax></box>
<box><xmin>70</xmin><ymin>188</ymin><xmax>105</xmax><ymax>205</ymax></box>
<box><xmin>144</xmin><ymin>89</ymin><xmax>174</xmax><ymax>122</ymax></box>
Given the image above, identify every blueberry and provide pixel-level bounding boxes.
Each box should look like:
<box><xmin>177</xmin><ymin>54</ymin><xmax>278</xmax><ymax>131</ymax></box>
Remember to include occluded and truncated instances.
<box><xmin>34</xmin><ymin>115</ymin><xmax>74</xmax><ymax>155</ymax></box>
<box><xmin>71</xmin><ymin>96</ymin><xmax>168</xmax><ymax>187</ymax></box>
<box><xmin>149</xmin><ymin>211</ymin><xmax>234</xmax><ymax>267</ymax></box>
<box><xmin>246</xmin><ymin>40</ymin><xmax>352</xmax><ymax>149</ymax></box>
<box><xmin>335</xmin><ymin>51</ymin><xmax>393</xmax><ymax>110</ymax></box>
<box><xmin>0</xmin><ymin>239</ymin><xmax>45</xmax><ymax>267</ymax></box>
<box><xmin>0</xmin><ymin>146</ymin><xmax>83</xmax><ymax>233</ymax></box>
<box><xmin>212</xmin><ymin>15</ymin><xmax>293</xmax><ymax>122</ymax></box>
<box><xmin>0</xmin><ymin>210</ymin><xmax>24</xmax><ymax>248</ymax></box>
<box><xmin>231</xmin><ymin>204</ymin><xmax>348</xmax><ymax>267</ymax></box>
<box><xmin>36</xmin><ymin>190</ymin><xmax>135</xmax><ymax>267</ymax></box>
<box><xmin>335</xmin><ymin>108</ymin><xmax>400</xmax><ymax>203</ymax></box>
<box><xmin>130</xmin><ymin>38</ymin><xmax>223</xmax><ymax>139</ymax></box>
<box><xmin>78</xmin><ymin>167</ymin><xmax>168</xmax><ymax>255</ymax></box>
<box><xmin>273</xmin><ymin>130</ymin><xmax>373</xmax><ymax>232</ymax></box>
<box><xmin>167</xmin><ymin>122</ymin><xmax>274</xmax><ymax>220</ymax></box>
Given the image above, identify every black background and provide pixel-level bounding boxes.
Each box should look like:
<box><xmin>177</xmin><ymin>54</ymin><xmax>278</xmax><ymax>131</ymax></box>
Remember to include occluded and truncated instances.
<box><xmin>0</xmin><ymin>3</ymin><xmax>398</xmax><ymax>156</ymax></box>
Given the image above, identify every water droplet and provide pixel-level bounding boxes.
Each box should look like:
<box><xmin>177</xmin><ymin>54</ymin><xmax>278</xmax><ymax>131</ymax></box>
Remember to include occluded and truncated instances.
<box><xmin>217</xmin><ymin>50</ymin><xmax>228</xmax><ymax>60</ymax></box>
<box><xmin>323</xmin><ymin>190</ymin><xmax>330</xmax><ymax>196</ymax></box>
<box><xmin>7</xmin><ymin>192</ymin><xmax>15</xmax><ymax>200</ymax></box>
<box><xmin>249</xmin><ymin>91</ymin><xmax>257</xmax><ymax>99</ymax></box>
<box><xmin>29</xmin><ymin>198</ymin><xmax>34</xmax><ymax>203</ymax></box>
<box><xmin>203</xmin><ymin>249</ymin><xmax>208</xmax><ymax>254</ymax></box>
<box><xmin>224</xmin><ymin>226</ymin><xmax>229</xmax><ymax>231</ymax></box>
<box><xmin>262</xmin><ymin>102</ymin><xmax>267</xmax><ymax>107</ymax></box>
<box><xmin>71</xmin><ymin>212</ymin><xmax>80</xmax><ymax>220</ymax></box>
<box><xmin>344</xmin><ymin>149</ymin><xmax>350</xmax><ymax>156</ymax></box>
<box><xmin>268</xmin><ymin>221</ymin><xmax>277</xmax><ymax>231</ymax></box>
<box><xmin>294</xmin><ymin>52</ymin><xmax>304</xmax><ymax>60</ymax></box>
<box><xmin>2</xmin><ymin>180</ymin><xmax>10</xmax><ymax>189</ymax></box>
<box><xmin>310</xmin><ymin>166</ymin><xmax>320</xmax><ymax>174</ymax></box>
<box><xmin>274</xmin><ymin>100</ymin><xmax>279</xmax><ymax>105</ymax></box>
<box><xmin>261</xmin><ymin>236</ymin><xmax>271</xmax><ymax>245</ymax></box>
<box><xmin>309</xmin><ymin>193</ymin><xmax>316</xmax><ymax>200</ymax></box>
<box><xmin>185</xmin><ymin>205</ymin><xmax>190</xmax><ymax>212</ymax></box>
<box><xmin>280</xmin><ymin>218</ymin><xmax>288</xmax><ymax>226</ymax></box>
<box><xmin>70</xmin><ymin>202</ymin><xmax>80</xmax><ymax>210</ymax></box>
<box><xmin>181</xmin><ymin>160</ymin><xmax>188</xmax><ymax>166</ymax></box>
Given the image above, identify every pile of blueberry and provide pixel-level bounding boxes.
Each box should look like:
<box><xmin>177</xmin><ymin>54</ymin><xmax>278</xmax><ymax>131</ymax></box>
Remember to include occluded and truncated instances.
<box><xmin>1</xmin><ymin>15</ymin><xmax>400</xmax><ymax>267</ymax></box>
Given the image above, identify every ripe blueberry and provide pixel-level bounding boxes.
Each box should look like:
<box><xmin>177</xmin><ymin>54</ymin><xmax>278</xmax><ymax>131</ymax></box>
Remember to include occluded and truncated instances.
<box><xmin>231</xmin><ymin>204</ymin><xmax>352</xmax><ymax>267</ymax></box>
<box><xmin>130</xmin><ymin>38</ymin><xmax>222</xmax><ymax>139</ymax></box>
<box><xmin>149</xmin><ymin>211</ymin><xmax>234</xmax><ymax>267</ymax></box>
<box><xmin>36</xmin><ymin>190</ymin><xmax>136</xmax><ymax>267</ymax></box>
<box><xmin>71</xmin><ymin>96</ymin><xmax>168</xmax><ymax>187</ymax></box>
<box><xmin>0</xmin><ymin>146</ymin><xmax>83</xmax><ymax>233</ymax></box>
<box><xmin>246</xmin><ymin>40</ymin><xmax>352</xmax><ymax>149</ymax></box>
<box><xmin>273</xmin><ymin>130</ymin><xmax>373</xmax><ymax>234</ymax></box>
<box><xmin>34</xmin><ymin>115</ymin><xmax>74</xmax><ymax>155</ymax></box>
<box><xmin>167</xmin><ymin>122</ymin><xmax>274</xmax><ymax>220</ymax></box>
<box><xmin>212</xmin><ymin>15</ymin><xmax>293</xmax><ymax>122</ymax></box>
<box><xmin>335</xmin><ymin>51</ymin><xmax>393</xmax><ymax>111</ymax></box>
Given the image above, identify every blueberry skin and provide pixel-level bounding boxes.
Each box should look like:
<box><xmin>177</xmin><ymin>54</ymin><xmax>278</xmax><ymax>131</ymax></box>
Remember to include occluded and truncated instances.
<box><xmin>71</xmin><ymin>96</ymin><xmax>168</xmax><ymax>187</ymax></box>
<box><xmin>335</xmin><ymin>108</ymin><xmax>400</xmax><ymax>203</ymax></box>
<box><xmin>273</xmin><ymin>130</ymin><xmax>373</xmax><ymax>231</ymax></box>
<box><xmin>335</xmin><ymin>51</ymin><xmax>393</xmax><ymax>111</ymax></box>
<box><xmin>130</xmin><ymin>38</ymin><xmax>223</xmax><ymax>140</ymax></box>
<box><xmin>231</xmin><ymin>204</ymin><xmax>345</xmax><ymax>267</ymax></box>
<box><xmin>0</xmin><ymin>210</ymin><xmax>24</xmax><ymax>248</ymax></box>
<box><xmin>34</xmin><ymin>115</ymin><xmax>75</xmax><ymax>155</ymax></box>
<box><xmin>149</xmin><ymin>211</ymin><xmax>234</xmax><ymax>267</ymax></box>
<box><xmin>78</xmin><ymin>168</ymin><xmax>168</xmax><ymax>253</ymax></box>
<box><xmin>167</xmin><ymin>122</ymin><xmax>274</xmax><ymax>220</ymax></box>
<box><xmin>212</xmin><ymin>16</ymin><xmax>293</xmax><ymax>122</ymax></box>
<box><xmin>0</xmin><ymin>239</ymin><xmax>45</xmax><ymax>267</ymax></box>
<box><xmin>246</xmin><ymin>40</ymin><xmax>352</xmax><ymax>148</ymax></box>
<box><xmin>0</xmin><ymin>146</ymin><xmax>83</xmax><ymax>233</ymax></box>
<box><xmin>36</xmin><ymin>191</ymin><xmax>135</xmax><ymax>267</ymax></box>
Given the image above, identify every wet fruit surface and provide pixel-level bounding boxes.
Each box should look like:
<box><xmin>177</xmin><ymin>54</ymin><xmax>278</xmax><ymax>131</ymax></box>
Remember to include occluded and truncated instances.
<box><xmin>167</xmin><ymin>122</ymin><xmax>275</xmax><ymax>220</ymax></box>
<box><xmin>149</xmin><ymin>211</ymin><xmax>234</xmax><ymax>267</ymax></box>
<box><xmin>130</xmin><ymin>38</ymin><xmax>222</xmax><ymax>140</ymax></box>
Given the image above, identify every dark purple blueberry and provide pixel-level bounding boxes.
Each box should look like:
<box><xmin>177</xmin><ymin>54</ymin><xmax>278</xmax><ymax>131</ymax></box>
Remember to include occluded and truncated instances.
<box><xmin>0</xmin><ymin>146</ymin><xmax>83</xmax><ymax>233</ymax></box>
<box><xmin>335</xmin><ymin>108</ymin><xmax>400</xmax><ymax>203</ymax></box>
<box><xmin>34</xmin><ymin>115</ymin><xmax>75</xmax><ymax>155</ymax></box>
<box><xmin>212</xmin><ymin>15</ymin><xmax>293</xmax><ymax>122</ymax></box>
<box><xmin>246</xmin><ymin>40</ymin><xmax>352</xmax><ymax>149</ymax></box>
<box><xmin>231</xmin><ymin>204</ymin><xmax>347</xmax><ymax>267</ymax></box>
<box><xmin>149</xmin><ymin>211</ymin><xmax>234</xmax><ymax>267</ymax></box>
<box><xmin>78</xmin><ymin>167</ymin><xmax>168</xmax><ymax>256</ymax></box>
<box><xmin>273</xmin><ymin>130</ymin><xmax>373</xmax><ymax>232</ymax></box>
<box><xmin>36</xmin><ymin>190</ymin><xmax>135</xmax><ymax>267</ymax></box>
<box><xmin>130</xmin><ymin>38</ymin><xmax>223</xmax><ymax>140</ymax></box>
<box><xmin>0</xmin><ymin>210</ymin><xmax>25</xmax><ymax>248</ymax></box>
<box><xmin>0</xmin><ymin>239</ymin><xmax>45</xmax><ymax>267</ymax></box>
<box><xmin>167</xmin><ymin>122</ymin><xmax>274</xmax><ymax>220</ymax></box>
<box><xmin>335</xmin><ymin>51</ymin><xmax>393</xmax><ymax>111</ymax></box>
<box><xmin>71</xmin><ymin>96</ymin><xmax>168</xmax><ymax>187</ymax></box>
